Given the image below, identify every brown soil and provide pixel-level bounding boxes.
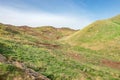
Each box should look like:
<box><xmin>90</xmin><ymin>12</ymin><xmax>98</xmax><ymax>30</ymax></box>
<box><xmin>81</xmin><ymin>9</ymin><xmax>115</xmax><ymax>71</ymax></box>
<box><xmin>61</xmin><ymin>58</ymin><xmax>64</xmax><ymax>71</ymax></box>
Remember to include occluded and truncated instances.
<box><xmin>35</xmin><ymin>42</ymin><xmax>60</xmax><ymax>48</ymax></box>
<box><xmin>0</xmin><ymin>54</ymin><xmax>7</xmax><ymax>62</ymax></box>
<box><xmin>102</xmin><ymin>59</ymin><xmax>120</xmax><ymax>70</ymax></box>
<box><xmin>18</xmin><ymin>26</ymin><xmax>49</xmax><ymax>40</ymax></box>
<box><xmin>67</xmin><ymin>52</ymin><xmax>82</xmax><ymax>60</ymax></box>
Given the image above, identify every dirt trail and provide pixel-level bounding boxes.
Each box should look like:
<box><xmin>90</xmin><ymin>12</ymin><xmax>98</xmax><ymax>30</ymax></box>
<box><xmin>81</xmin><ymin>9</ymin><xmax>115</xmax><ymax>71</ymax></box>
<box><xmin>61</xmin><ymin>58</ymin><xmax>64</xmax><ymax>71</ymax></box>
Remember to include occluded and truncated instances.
<box><xmin>35</xmin><ymin>42</ymin><xmax>60</xmax><ymax>49</ymax></box>
<box><xmin>102</xmin><ymin>59</ymin><xmax>120</xmax><ymax>70</ymax></box>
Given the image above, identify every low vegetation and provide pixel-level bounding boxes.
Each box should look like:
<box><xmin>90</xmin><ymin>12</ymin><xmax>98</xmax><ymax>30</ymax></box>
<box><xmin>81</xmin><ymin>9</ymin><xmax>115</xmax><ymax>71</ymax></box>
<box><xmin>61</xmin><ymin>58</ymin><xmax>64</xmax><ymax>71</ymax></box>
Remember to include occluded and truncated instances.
<box><xmin>0</xmin><ymin>15</ymin><xmax>120</xmax><ymax>80</ymax></box>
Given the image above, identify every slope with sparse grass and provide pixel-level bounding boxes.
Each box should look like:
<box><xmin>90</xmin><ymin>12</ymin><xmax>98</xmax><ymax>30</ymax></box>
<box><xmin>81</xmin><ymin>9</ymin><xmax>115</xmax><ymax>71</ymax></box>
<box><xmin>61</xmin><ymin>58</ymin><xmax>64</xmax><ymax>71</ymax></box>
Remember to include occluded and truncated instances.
<box><xmin>64</xmin><ymin>15</ymin><xmax>120</xmax><ymax>50</ymax></box>
<box><xmin>0</xmin><ymin>15</ymin><xmax>120</xmax><ymax>80</ymax></box>
<box><xmin>62</xmin><ymin>15</ymin><xmax>120</xmax><ymax>79</ymax></box>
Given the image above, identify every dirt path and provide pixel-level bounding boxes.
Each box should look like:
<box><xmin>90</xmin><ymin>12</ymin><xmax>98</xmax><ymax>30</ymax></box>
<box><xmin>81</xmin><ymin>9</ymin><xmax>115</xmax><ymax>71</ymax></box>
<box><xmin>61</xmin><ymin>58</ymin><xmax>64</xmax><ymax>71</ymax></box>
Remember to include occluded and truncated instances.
<box><xmin>102</xmin><ymin>59</ymin><xmax>120</xmax><ymax>70</ymax></box>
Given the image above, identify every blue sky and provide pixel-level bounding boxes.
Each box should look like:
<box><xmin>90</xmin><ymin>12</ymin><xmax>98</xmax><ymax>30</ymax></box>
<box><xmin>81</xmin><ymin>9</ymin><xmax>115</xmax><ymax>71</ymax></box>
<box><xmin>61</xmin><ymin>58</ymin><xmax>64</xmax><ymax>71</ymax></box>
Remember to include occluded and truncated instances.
<box><xmin>0</xmin><ymin>0</ymin><xmax>120</xmax><ymax>29</ymax></box>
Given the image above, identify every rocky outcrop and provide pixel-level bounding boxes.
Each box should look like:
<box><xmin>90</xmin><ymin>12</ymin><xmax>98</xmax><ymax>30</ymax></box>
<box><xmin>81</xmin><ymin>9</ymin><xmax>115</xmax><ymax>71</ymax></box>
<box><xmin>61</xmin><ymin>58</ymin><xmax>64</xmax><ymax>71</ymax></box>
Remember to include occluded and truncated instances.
<box><xmin>0</xmin><ymin>54</ymin><xmax>50</xmax><ymax>80</ymax></box>
<box><xmin>0</xmin><ymin>54</ymin><xmax>7</xmax><ymax>62</ymax></box>
<box><xmin>11</xmin><ymin>61</ymin><xmax>50</xmax><ymax>80</ymax></box>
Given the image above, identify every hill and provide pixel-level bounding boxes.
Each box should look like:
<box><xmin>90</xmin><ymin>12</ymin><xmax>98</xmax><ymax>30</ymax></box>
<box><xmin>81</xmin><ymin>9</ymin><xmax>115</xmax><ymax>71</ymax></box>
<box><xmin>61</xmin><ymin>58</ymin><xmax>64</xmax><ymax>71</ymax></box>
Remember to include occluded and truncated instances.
<box><xmin>63</xmin><ymin>15</ymin><xmax>120</xmax><ymax>67</ymax></box>
<box><xmin>0</xmin><ymin>15</ymin><xmax>120</xmax><ymax>80</ymax></box>
<box><xmin>0</xmin><ymin>23</ymin><xmax>78</xmax><ymax>80</ymax></box>
<box><xmin>64</xmin><ymin>15</ymin><xmax>120</xmax><ymax>50</ymax></box>
<box><xmin>0</xmin><ymin>23</ymin><xmax>76</xmax><ymax>48</ymax></box>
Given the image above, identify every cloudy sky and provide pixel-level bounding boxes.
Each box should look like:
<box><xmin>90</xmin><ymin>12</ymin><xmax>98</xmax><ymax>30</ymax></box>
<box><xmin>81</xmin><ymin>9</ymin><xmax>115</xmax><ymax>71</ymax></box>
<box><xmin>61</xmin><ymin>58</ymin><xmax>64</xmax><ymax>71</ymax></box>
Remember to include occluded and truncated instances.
<box><xmin>0</xmin><ymin>0</ymin><xmax>120</xmax><ymax>29</ymax></box>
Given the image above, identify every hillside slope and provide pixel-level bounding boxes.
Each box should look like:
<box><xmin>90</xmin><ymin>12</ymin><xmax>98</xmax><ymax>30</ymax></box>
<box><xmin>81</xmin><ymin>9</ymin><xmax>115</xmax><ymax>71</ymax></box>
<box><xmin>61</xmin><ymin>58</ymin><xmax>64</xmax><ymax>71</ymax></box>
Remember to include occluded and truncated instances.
<box><xmin>64</xmin><ymin>15</ymin><xmax>120</xmax><ymax>50</ymax></box>
<box><xmin>0</xmin><ymin>15</ymin><xmax>120</xmax><ymax>80</ymax></box>
<box><xmin>0</xmin><ymin>23</ymin><xmax>78</xmax><ymax>80</ymax></box>
<box><xmin>0</xmin><ymin>23</ymin><xmax>76</xmax><ymax>48</ymax></box>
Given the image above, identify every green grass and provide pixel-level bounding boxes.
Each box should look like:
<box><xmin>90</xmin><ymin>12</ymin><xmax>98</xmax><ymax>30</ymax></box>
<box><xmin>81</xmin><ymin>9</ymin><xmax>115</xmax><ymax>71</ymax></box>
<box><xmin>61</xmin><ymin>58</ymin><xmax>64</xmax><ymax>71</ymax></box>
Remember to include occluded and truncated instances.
<box><xmin>0</xmin><ymin>37</ymin><xmax>120</xmax><ymax>80</ymax></box>
<box><xmin>0</xmin><ymin>15</ymin><xmax>120</xmax><ymax>80</ymax></box>
<box><xmin>65</xmin><ymin>20</ymin><xmax>120</xmax><ymax>44</ymax></box>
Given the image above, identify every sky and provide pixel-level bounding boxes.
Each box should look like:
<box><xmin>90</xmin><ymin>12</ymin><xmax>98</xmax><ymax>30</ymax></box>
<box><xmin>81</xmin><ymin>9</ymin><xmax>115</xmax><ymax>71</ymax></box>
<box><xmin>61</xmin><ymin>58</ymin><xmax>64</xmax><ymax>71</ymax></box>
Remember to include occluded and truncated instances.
<box><xmin>0</xmin><ymin>0</ymin><xmax>120</xmax><ymax>29</ymax></box>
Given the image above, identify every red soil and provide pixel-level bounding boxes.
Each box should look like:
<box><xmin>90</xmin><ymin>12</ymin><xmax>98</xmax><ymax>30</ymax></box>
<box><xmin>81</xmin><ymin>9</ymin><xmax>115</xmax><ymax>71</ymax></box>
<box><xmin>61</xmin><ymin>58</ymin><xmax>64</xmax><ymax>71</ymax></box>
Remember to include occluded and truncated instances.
<box><xmin>102</xmin><ymin>59</ymin><xmax>120</xmax><ymax>70</ymax></box>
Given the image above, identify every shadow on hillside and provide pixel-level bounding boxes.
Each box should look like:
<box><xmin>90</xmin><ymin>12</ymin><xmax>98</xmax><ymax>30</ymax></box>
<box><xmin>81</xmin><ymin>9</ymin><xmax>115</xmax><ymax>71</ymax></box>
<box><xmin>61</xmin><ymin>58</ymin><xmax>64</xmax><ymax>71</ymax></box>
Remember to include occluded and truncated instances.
<box><xmin>0</xmin><ymin>42</ymin><xmax>14</xmax><ymax>58</ymax></box>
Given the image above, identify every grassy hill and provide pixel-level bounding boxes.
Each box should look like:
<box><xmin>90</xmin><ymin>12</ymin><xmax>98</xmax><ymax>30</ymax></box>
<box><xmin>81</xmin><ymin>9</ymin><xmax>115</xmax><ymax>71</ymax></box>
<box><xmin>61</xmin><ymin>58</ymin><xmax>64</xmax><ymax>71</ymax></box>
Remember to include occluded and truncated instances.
<box><xmin>0</xmin><ymin>15</ymin><xmax>120</xmax><ymax>80</ymax></box>
<box><xmin>64</xmin><ymin>15</ymin><xmax>120</xmax><ymax>50</ymax></box>
<box><xmin>62</xmin><ymin>15</ymin><xmax>120</xmax><ymax>79</ymax></box>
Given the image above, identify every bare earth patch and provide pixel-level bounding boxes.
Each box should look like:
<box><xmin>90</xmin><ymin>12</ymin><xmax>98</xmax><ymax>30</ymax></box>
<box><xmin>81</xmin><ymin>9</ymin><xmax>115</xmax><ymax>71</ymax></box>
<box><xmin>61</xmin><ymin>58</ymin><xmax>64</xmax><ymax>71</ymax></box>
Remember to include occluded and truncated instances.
<box><xmin>0</xmin><ymin>54</ymin><xmax>7</xmax><ymax>62</ymax></box>
<box><xmin>102</xmin><ymin>59</ymin><xmax>120</xmax><ymax>70</ymax></box>
<box><xmin>67</xmin><ymin>52</ymin><xmax>82</xmax><ymax>60</ymax></box>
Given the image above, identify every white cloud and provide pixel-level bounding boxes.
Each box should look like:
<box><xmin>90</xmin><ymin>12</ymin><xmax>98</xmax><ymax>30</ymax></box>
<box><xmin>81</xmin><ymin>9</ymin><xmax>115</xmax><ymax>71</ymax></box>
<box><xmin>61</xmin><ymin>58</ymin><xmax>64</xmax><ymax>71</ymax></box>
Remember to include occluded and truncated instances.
<box><xmin>0</xmin><ymin>6</ymin><xmax>92</xmax><ymax>29</ymax></box>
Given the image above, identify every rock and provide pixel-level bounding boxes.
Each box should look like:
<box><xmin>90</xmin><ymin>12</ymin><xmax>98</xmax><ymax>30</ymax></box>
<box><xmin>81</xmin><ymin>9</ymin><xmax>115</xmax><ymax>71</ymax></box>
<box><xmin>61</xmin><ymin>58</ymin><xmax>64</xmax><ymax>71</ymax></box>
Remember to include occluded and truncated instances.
<box><xmin>0</xmin><ymin>54</ymin><xmax>50</xmax><ymax>80</ymax></box>
<box><xmin>0</xmin><ymin>54</ymin><xmax>7</xmax><ymax>62</ymax></box>
<box><xmin>12</xmin><ymin>61</ymin><xmax>25</xmax><ymax>69</ymax></box>
<box><xmin>25</xmin><ymin>68</ymin><xmax>50</xmax><ymax>80</ymax></box>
